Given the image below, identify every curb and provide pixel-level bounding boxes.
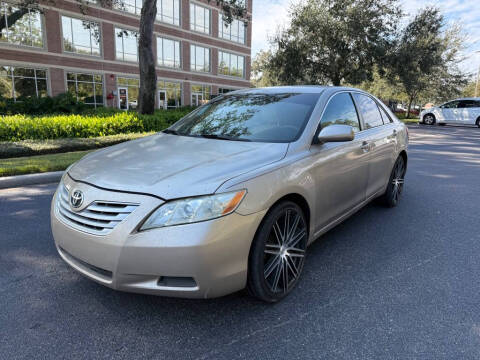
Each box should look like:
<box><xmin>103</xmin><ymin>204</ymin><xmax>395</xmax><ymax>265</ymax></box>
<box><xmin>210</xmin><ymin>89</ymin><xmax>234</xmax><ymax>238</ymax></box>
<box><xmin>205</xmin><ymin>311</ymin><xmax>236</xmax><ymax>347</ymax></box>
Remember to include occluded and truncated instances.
<box><xmin>0</xmin><ymin>171</ymin><xmax>63</xmax><ymax>189</ymax></box>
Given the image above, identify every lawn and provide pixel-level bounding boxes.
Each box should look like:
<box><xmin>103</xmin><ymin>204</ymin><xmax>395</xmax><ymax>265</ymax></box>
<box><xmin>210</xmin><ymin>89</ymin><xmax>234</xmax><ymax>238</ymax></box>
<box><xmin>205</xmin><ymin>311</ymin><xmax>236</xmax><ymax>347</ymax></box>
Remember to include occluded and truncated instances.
<box><xmin>0</xmin><ymin>132</ymin><xmax>154</xmax><ymax>159</ymax></box>
<box><xmin>0</xmin><ymin>151</ymin><xmax>91</xmax><ymax>177</ymax></box>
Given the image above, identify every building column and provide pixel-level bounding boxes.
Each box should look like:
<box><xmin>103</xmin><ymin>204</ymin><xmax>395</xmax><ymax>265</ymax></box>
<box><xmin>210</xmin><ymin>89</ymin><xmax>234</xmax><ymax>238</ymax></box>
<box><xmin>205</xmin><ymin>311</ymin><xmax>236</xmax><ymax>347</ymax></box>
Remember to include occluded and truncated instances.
<box><xmin>183</xmin><ymin>81</ymin><xmax>191</xmax><ymax>106</ymax></box>
<box><xmin>102</xmin><ymin>23</ymin><xmax>115</xmax><ymax>61</ymax></box>
<box><xmin>49</xmin><ymin>68</ymin><xmax>65</xmax><ymax>96</ymax></box>
<box><xmin>44</xmin><ymin>9</ymin><xmax>62</xmax><ymax>54</ymax></box>
<box><xmin>105</xmin><ymin>74</ymin><xmax>117</xmax><ymax>108</ymax></box>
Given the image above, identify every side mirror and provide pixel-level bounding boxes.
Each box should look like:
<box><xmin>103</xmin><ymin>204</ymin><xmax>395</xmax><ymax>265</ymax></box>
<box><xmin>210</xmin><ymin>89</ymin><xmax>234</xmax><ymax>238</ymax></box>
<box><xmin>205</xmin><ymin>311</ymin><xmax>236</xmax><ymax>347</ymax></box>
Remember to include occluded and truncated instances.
<box><xmin>317</xmin><ymin>124</ymin><xmax>355</xmax><ymax>144</ymax></box>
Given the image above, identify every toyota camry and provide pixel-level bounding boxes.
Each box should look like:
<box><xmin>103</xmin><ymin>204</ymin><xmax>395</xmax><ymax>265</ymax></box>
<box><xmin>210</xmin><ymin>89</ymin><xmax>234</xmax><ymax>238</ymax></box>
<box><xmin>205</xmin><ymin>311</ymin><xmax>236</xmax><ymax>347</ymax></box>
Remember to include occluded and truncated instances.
<box><xmin>51</xmin><ymin>86</ymin><xmax>408</xmax><ymax>302</ymax></box>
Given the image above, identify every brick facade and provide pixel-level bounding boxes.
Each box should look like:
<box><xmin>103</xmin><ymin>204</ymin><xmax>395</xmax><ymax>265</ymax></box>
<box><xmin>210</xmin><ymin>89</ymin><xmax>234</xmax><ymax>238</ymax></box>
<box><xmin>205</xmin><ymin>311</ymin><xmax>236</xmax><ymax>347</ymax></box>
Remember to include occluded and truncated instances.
<box><xmin>0</xmin><ymin>0</ymin><xmax>252</xmax><ymax>108</ymax></box>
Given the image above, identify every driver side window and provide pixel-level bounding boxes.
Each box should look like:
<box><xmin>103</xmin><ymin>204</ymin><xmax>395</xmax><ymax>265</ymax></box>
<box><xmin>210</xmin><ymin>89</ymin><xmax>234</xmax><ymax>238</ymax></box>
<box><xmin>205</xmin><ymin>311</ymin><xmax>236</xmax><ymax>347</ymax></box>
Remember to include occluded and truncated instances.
<box><xmin>441</xmin><ymin>101</ymin><xmax>460</xmax><ymax>109</ymax></box>
<box><xmin>320</xmin><ymin>93</ymin><xmax>361</xmax><ymax>132</ymax></box>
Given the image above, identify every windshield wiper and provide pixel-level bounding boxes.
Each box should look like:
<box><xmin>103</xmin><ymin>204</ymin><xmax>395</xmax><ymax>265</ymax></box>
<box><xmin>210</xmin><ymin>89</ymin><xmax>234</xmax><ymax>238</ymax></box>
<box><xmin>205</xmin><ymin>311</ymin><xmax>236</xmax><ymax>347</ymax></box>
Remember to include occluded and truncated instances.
<box><xmin>162</xmin><ymin>129</ymin><xmax>180</xmax><ymax>135</ymax></box>
<box><xmin>197</xmin><ymin>134</ymin><xmax>252</xmax><ymax>142</ymax></box>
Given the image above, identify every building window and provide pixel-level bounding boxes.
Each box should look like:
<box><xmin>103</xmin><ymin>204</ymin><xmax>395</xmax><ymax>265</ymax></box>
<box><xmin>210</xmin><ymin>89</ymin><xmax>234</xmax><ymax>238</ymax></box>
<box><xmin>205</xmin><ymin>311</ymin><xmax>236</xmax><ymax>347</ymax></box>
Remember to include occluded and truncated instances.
<box><xmin>189</xmin><ymin>3</ymin><xmax>210</xmax><ymax>34</ymax></box>
<box><xmin>113</xmin><ymin>0</ymin><xmax>142</xmax><ymax>16</ymax></box>
<box><xmin>115</xmin><ymin>28</ymin><xmax>138</xmax><ymax>62</ymax></box>
<box><xmin>62</xmin><ymin>16</ymin><xmax>100</xmax><ymax>56</ymax></box>
<box><xmin>190</xmin><ymin>45</ymin><xmax>210</xmax><ymax>72</ymax></box>
<box><xmin>191</xmin><ymin>84</ymin><xmax>210</xmax><ymax>106</ymax></box>
<box><xmin>67</xmin><ymin>72</ymin><xmax>104</xmax><ymax>108</ymax></box>
<box><xmin>218</xmin><ymin>51</ymin><xmax>244</xmax><ymax>77</ymax></box>
<box><xmin>117</xmin><ymin>77</ymin><xmax>139</xmax><ymax>110</ymax></box>
<box><xmin>157</xmin><ymin>80</ymin><xmax>182</xmax><ymax>108</ymax></box>
<box><xmin>0</xmin><ymin>3</ymin><xmax>43</xmax><ymax>47</ymax></box>
<box><xmin>218</xmin><ymin>88</ymin><xmax>235</xmax><ymax>94</ymax></box>
<box><xmin>0</xmin><ymin>66</ymin><xmax>47</xmax><ymax>100</ymax></box>
<box><xmin>157</xmin><ymin>0</ymin><xmax>180</xmax><ymax>26</ymax></box>
<box><xmin>157</xmin><ymin>37</ymin><xmax>181</xmax><ymax>68</ymax></box>
<box><xmin>218</xmin><ymin>18</ymin><xmax>245</xmax><ymax>44</ymax></box>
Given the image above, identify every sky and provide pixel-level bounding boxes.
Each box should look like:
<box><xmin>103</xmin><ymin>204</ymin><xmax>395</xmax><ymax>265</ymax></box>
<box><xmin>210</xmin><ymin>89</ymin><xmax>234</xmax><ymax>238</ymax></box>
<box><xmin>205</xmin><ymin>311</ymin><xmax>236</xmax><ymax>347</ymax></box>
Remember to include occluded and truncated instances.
<box><xmin>251</xmin><ymin>0</ymin><xmax>480</xmax><ymax>77</ymax></box>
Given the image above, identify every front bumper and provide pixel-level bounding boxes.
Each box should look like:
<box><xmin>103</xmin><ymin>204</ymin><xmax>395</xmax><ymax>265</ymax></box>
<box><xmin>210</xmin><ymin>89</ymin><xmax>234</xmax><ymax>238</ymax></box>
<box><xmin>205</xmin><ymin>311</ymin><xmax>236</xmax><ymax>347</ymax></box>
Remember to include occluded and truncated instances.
<box><xmin>51</xmin><ymin>176</ymin><xmax>266</xmax><ymax>298</ymax></box>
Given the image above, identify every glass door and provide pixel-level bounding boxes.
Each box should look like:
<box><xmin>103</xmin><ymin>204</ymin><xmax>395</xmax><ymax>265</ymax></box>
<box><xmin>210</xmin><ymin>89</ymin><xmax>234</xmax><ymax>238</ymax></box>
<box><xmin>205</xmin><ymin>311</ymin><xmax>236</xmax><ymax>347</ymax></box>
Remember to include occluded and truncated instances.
<box><xmin>118</xmin><ymin>87</ymin><xmax>128</xmax><ymax>110</ymax></box>
<box><xmin>191</xmin><ymin>92</ymin><xmax>203</xmax><ymax>106</ymax></box>
<box><xmin>158</xmin><ymin>90</ymin><xmax>167</xmax><ymax>110</ymax></box>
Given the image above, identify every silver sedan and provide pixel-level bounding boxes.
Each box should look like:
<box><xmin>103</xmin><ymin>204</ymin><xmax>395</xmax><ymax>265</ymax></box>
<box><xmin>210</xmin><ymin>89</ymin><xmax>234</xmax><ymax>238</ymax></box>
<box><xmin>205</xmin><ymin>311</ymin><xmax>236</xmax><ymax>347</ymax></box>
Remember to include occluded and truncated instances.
<box><xmin>51</xmin><ymin>86</ymin><xmax>408</xmax><ymax>302</ymax></box>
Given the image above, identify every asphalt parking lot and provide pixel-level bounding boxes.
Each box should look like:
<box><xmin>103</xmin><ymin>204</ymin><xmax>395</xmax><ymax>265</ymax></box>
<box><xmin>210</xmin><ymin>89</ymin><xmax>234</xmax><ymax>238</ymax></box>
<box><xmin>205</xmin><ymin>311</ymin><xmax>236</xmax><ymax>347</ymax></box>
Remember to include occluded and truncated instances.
<box><xmin>1</xmin><ymin>124</ymin><xmax>480</xmax><ymax>359</ymax></box>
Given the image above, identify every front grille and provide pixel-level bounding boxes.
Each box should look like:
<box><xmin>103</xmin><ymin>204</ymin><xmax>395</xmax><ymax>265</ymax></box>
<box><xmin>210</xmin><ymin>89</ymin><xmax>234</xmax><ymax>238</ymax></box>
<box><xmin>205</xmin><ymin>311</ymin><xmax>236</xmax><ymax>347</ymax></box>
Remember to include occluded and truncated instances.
<box><xmin>56</xmin><ymin>185</ymin><xmax>138</xmax><ymax>235</ymax></box>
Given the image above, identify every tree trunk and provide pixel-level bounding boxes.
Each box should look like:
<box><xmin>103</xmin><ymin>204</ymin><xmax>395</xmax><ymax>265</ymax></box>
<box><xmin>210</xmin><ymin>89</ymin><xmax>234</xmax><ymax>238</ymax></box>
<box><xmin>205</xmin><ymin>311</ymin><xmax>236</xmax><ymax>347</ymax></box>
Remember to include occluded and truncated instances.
<box><xmin>406</xmin><ymin>97</ymin><xmax>414</xmax><ymax>119</ymax></box>
<box><xmin>138</xmin><ymin>0</ymin><xmax>157</xmax><ymax>114</ymax></box>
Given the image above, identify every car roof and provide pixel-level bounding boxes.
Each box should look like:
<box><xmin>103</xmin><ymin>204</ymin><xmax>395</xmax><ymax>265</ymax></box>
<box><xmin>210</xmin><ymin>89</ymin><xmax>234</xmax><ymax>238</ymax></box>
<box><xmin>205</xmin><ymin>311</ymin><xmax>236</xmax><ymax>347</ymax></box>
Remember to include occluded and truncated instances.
<box><xmin>229</xmin><ymin>86</ymin><xmax>363</xmax><ymax>95</ymax></box>
<box><xmin>451</xmin><ymin>97</ymin><xmax>480</xmax><ymax>101</ymax></box>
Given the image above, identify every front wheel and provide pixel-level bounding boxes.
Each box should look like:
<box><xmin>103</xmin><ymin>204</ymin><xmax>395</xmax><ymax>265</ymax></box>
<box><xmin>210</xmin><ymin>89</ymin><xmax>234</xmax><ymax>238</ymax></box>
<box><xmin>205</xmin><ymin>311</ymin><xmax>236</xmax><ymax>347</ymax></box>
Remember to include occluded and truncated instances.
<box><xmin>380</xmin><ymin>156</ymin><xmax>406</xmax><ymax>208</ymax></box>
<box><xmin>476</xmin><ymin>118</ymin><xmax>480</xmax><ymax>128</ymax></box>
<box><xmin>423</xmin><ymin>114</ymin><xmax>436</xmax><ymax>125</ymax></box>
<box><xmin>247</xmin><ymin>201</ymin><xmax>307</xmax><ymax>302</ymax></box>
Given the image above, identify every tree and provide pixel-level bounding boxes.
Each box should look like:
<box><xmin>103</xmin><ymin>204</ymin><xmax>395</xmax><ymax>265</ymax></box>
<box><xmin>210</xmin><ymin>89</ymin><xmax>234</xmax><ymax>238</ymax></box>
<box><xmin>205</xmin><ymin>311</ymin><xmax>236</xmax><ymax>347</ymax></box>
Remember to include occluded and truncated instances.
<box><xmin>388</xmin><ymin>7</ymin><xmax>467</xmax><ymax>117</ymax></box>
<box><xmin>251</xmin><ymin>50</ymin><xmax>279</xmax><ymax>87</ymax></box>
<box><xmin>2</xmin><ymin>0</ymin><xmax>248</xmax><ymax>114</ymax></box>
<box><xmin>264</xmin><ymin>0</ymin><xmax>401</xmax><ymax>86</ymax></box>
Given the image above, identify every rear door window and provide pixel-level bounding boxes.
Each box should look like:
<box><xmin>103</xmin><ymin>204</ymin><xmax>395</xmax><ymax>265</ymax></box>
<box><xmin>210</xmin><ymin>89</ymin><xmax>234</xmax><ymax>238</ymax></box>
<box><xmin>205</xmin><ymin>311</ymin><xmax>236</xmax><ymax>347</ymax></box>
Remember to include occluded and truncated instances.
<box><xmin>378</xmin><ymin>105</ymin><xmax>392</xmax><ymax>124</ymax></box>
<box><xmin>320</xmin><ymin>92</ymin><xmax>361</xmax><ymax>132</ymax></box>
<box><xmin>353</xmin><ymin>94</ymin><xmax>384</xmax><ymax>129</ymax></box>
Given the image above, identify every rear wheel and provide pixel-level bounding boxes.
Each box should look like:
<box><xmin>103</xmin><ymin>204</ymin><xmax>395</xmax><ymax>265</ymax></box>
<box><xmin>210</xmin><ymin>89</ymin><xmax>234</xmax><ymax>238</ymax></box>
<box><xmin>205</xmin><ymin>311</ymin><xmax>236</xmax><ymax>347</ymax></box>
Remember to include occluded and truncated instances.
<box><xmin>476</xmin><ymin>118</ymin><xmax>480</xmax><ymax>128</ymax></box>
<box><xmin>247</xmin><ymin>201</ymin><xmax>307</xmax><ymax>302</ymax></box>
<box><xmin>423</xmin><ymin>114</ymin><xmax>436</xmax><ymax>125</ymax></box>
<box><xmin>380</xmin><ymin>156</ymin><xmax>406</xmax><ymax>208</ymax></box>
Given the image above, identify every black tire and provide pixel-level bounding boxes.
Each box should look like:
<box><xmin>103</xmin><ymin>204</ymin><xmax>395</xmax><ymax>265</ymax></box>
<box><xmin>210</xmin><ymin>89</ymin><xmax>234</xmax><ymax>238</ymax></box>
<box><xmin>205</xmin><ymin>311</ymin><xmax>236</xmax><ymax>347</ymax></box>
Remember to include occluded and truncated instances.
<box><xmin>380</xmin><ymin>156</ymin><xmax>406</xmax><ymax>208</ymax></box>
<box><xmin>247</xmin><ymin>201</ymin><xmax>307</xmax><ymax>302</ymax></box>
<box><xmin>423</xmin><ymin>114</ymin><xmax>436</xmax><ymax>125</ymax></box>
<box><xmin>476</xmin><ymin>118</ymin><xmax>480</xmax><ymax>128</ymax></box>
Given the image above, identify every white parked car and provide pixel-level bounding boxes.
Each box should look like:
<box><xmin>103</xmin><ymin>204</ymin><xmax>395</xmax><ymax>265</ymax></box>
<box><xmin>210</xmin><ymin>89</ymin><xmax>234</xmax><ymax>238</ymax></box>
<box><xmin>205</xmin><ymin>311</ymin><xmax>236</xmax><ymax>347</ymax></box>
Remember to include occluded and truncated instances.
<box><xmin>419</xmin><ymin>98</ymin><xmax>480</xmax><ymax>127</ymax></box>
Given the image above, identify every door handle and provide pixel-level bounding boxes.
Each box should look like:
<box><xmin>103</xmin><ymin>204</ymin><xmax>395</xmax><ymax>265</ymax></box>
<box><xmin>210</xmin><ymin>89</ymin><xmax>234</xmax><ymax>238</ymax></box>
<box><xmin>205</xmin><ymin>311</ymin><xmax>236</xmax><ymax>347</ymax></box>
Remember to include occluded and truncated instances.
<box><xmin>361</xmin><ymin>141</ymin><xmax>370</xmax><ymax>152</ymax></box>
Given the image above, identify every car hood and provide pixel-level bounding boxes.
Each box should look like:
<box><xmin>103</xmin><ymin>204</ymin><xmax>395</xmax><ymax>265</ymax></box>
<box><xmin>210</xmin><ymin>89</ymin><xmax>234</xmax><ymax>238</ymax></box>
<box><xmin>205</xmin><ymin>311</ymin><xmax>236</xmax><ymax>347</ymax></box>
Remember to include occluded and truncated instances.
<box><xmin>69</xmin><ymin>133</ymin><xmax>289</xmax><ymax>199</ymax></box>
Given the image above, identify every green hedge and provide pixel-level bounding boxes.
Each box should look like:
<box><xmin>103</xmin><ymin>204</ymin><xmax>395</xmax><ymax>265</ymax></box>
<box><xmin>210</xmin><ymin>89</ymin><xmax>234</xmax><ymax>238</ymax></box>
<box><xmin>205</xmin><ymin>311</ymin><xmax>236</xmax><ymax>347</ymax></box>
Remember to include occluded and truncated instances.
<box><xmin>0</xmin><ymin>108</ymin><xmax>194</xmax><ymax>141</ymax></box>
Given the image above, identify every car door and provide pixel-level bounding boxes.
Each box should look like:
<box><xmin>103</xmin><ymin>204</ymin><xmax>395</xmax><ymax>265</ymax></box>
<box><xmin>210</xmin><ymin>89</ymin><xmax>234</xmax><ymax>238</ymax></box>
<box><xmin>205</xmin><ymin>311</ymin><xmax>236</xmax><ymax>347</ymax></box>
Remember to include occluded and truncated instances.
<box><xmin>309</xmin><ymin>92</ymin><xmax>369</xmax><ymax>231</ymax></box>
<box><xmin>440</xmin><ymin>101</ymin><xmax>460</xmax><ymax>123</ymax></box>
<box><xmin>458</xmin><ymin>100</ymin><xmax>479</xmax><ymax>125</ymax></box>
<box><xmin>352</xmin><ymin>93</ymin><xmax>396</xmax><ymax>199</ymax></box>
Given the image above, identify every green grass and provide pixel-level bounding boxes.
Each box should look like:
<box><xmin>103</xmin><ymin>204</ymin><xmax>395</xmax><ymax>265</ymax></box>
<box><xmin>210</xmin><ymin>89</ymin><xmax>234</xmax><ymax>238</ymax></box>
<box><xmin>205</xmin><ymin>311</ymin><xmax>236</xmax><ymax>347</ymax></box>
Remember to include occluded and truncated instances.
<box><xmin>400</xmin><ymin>118</ymin><xmax>419</xmax><ymax>124</ymax></box>
<box><xmin>0</xmin><ymin>132</ymin><xmax>154</xmax><ymax>159</ymax></box>
<box><xmin>0</xmin><ymin>150</ymin><xmax>91</xmax><ymax>177</ymax></box>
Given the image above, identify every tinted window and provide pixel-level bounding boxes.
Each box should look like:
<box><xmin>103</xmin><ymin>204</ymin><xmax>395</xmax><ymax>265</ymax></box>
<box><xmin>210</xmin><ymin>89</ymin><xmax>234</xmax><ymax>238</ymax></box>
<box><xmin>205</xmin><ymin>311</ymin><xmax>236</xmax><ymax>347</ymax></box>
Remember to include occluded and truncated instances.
<box><xmin>441</xmin><ymin>101</ymin><xmax>460</xmax><ymax>109</ymax></box>
<box><xmin>458</xmin><ymin>100</ymin><xmax>479</xmax><ymax>108</ymax></box>
<box><xmin>170</xmin><ymin>93</ymin><xmax>321</xmax><ymax>143</ymax></box>
<box><xmin>353</xmin><ymin>94</ymin><xmax>383</xmax><ymax>129</ymax></box>
<box><xmin>320</xmin><ymin>93</ymin><xmax>360</xmax><ymax>132</ymax></box>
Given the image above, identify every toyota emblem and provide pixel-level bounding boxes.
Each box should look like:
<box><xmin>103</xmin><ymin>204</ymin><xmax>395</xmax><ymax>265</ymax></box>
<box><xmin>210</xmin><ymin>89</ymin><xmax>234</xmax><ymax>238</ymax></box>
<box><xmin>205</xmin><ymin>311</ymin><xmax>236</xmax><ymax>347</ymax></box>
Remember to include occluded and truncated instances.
<box><xmin>70</xmin><ymin>190</ymin><xmax>84</xmax><ymax>209</ymax></box>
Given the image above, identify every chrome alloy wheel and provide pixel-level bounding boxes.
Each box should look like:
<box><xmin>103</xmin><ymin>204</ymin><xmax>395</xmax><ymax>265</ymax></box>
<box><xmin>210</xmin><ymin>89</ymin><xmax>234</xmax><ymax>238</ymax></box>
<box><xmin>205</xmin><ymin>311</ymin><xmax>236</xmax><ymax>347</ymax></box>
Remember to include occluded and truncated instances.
<box><xmin>263</xmin><ymin>208</ymin><xmax>307</xmax><ymax>294</ymax></box>
<box><xmin>391</xmin><ymin>157</ymin><xmax>405</xmax><ymax>203</ymax></box>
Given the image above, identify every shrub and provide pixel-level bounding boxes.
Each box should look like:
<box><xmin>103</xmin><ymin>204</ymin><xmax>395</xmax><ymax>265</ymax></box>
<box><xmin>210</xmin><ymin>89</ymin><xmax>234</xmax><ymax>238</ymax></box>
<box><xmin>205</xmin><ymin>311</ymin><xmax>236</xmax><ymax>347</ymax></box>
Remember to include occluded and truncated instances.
<box><xmin>0</xmin><ymin>93</ymin><xmax>87</xmax><ymax>115</ymax></box>
<box><xmin>0</xmin><ymin>108</ymin><xmax>194</xmax><ymax>141</ymax></box>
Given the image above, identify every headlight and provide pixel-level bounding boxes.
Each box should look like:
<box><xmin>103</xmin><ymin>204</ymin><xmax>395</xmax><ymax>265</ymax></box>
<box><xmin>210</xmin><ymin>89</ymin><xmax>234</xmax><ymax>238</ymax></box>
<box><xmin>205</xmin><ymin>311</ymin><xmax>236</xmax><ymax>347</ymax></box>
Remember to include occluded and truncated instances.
<box><xmin>140</xmin><ymin>190</ymin><xmax>247</xmax><ymax>230</ymax></box>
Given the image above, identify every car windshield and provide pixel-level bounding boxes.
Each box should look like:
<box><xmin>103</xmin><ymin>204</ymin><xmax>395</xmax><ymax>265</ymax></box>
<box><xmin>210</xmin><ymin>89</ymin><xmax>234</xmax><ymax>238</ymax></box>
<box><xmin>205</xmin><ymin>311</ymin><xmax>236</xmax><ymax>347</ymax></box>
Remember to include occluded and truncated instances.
<box><xmin>167</xmin><ymin>93</ymin><xmax>321</xmax><ymax>143</ymax></box>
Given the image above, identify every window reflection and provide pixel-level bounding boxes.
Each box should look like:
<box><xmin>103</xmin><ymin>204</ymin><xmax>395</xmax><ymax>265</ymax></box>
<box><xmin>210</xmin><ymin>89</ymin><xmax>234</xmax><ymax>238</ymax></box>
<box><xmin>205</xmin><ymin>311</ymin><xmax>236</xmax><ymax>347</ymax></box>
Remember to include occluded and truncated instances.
<box><xmin>62</xmin><ymin>16</ymin><xmax>100</xmax><ymax>56</ymax></box>
<box><xmin>0</xmin><ymin>2</ymin><xmax>43</xmax><ymax>47</ymax></box>
<box><xmin>219</xmin><ymin>51</ymin><xmax>245</xmax><ymax>78</ymax></box>
<box><xmin>116</xmin><ymin>28</ymin><xmax>138</xmax><ymax>62</ymax></box>
<box><xmin>190</xmin><ymin>3</ymin><xmax>210</xmax><ymax>34</ymax></box>
<box><xmin>0</xmin><ymin>66</ymin><xmax>48</xmax><ymax>100</ymax></box>
<box><xmin>190</xmin><ymin>45</ymin><xmax>210</xmax><ymax>72</ymax></box>
<box><xmin>67</xmin><ymin>72</ymin><xmax>104</xmax><ymax>108</ymax></box>
<box><xmin>157</xmin><ymin>37</ymin><xmax>181</xmax><ymax>68</ymax></box>
<box><xmin>320</xmin><ymin>93</ymin><xmax>360</xmax><ymax>132</ymax></box>
<box><xmin>172</xmin><ymin>93</ymin><xmax>321</xmax><ymax>142</ymax></box>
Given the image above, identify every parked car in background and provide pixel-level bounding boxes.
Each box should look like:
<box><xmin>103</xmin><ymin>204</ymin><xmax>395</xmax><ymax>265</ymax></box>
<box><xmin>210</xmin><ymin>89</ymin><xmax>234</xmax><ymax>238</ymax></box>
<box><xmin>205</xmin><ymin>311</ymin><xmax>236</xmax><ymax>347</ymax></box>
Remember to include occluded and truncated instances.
<box><xmin>51</xmin><ymin>86</ymin><xmax>408</xmax><ymax>302</ymax></box>
<box><xmin>420</xmin><ymin>98</ymin><xmax>480</xmax><ymax>127</ymax></box>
